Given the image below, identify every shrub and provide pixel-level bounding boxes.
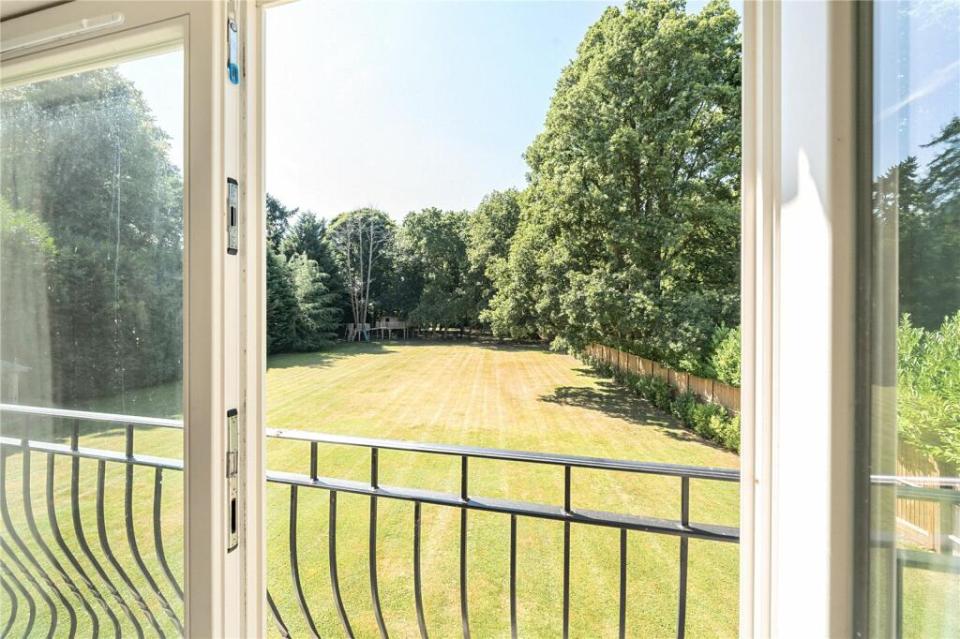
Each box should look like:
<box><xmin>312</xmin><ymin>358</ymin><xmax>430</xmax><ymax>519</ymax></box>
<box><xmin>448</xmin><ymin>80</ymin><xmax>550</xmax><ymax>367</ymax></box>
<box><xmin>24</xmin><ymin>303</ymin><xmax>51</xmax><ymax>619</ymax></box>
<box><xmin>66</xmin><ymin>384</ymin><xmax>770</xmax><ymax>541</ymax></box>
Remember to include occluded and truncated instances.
<box><xmin>671</xmin><ymin>391</ymin><xmax>698</xmax><ymax>422</ymax></box>
<box><xmin>711</xmin><ymin>325</ymin><xmax>741</xmax><ymax>386</ymax></box>
<box><xmin>584</xmin><ymin>354</ymin><xmax>740</xmax><ymax>453</ymax></box>
<box><xmin>898</xmin><ymin>312</ymin><xmax>960</xmax><ymax>470</ymax></box>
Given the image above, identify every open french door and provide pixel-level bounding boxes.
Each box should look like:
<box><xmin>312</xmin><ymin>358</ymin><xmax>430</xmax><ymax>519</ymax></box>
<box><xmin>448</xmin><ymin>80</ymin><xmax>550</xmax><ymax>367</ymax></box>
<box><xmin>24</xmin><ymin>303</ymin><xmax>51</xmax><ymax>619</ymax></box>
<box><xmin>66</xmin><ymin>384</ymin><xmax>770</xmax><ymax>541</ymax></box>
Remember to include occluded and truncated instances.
<box><xmin>0</xmin><ymin>1</ymin><xmax>264</xmax><ymax>635</ymax></box>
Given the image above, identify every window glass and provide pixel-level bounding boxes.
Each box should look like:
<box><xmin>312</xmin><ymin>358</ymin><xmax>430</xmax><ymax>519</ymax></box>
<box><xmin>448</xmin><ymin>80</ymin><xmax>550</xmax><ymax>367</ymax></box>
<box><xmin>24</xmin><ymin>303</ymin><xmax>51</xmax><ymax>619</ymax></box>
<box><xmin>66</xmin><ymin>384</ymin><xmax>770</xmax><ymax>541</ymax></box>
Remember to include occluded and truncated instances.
<box><xmin>866</xmin><ymin>1</ymin><xmax>960</xmax><ymax>636</ymax></box>
<box><xmin>1</xmin><ymin>49</ymin><xmax>185</xmax><ymax>636</ymax></box>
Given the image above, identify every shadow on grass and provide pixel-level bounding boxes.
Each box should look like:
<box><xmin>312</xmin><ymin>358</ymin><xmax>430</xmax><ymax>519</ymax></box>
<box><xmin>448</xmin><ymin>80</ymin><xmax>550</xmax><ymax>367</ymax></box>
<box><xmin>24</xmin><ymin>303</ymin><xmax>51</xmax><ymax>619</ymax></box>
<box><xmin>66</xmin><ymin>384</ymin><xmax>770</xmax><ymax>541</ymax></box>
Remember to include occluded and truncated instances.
<box><xmin>540</xmin><ymin>381</ymin><xmax>699</xmax><ymax>442</ymax></box>
<box><xmin>267</xmin><ymin>340</ymin><xmax>393</xmax><ymax>369</ymax></box>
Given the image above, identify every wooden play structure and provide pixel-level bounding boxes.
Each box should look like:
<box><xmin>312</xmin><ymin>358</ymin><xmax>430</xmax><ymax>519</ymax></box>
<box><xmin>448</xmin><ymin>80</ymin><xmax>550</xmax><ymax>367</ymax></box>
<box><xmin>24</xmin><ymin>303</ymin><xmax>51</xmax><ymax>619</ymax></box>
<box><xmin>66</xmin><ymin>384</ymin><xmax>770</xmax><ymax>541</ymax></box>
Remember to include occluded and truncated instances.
<box><xmin>371</xmin><ymin>316</ymin><xmax>409</xmax><ymax>340</ymax></box>
<box><xmin>345</xmin><ymin>317</ymin><xmax>410</xmax><ymax>341</ymax></box>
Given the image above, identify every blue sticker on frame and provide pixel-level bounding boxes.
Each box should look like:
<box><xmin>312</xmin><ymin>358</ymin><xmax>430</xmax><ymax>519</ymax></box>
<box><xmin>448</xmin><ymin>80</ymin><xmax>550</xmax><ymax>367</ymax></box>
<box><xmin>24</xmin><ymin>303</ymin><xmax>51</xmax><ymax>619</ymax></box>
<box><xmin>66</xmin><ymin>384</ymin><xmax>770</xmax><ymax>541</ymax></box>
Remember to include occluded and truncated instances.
<box><xmin>227</xmin><ymin>17</ymin><xmax>240</xmax><ymax>85</ymax></box>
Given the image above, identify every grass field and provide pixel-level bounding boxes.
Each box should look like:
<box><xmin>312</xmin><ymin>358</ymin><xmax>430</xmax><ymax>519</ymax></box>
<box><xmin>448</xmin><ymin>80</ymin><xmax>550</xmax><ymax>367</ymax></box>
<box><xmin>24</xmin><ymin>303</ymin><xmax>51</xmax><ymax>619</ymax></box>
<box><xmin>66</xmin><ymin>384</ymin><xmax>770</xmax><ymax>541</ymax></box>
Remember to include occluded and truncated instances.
<box><xmin>2</xmin><ymin>340</ymin><xmax>956</xmax><ymax>637</ymax></box>
<box><xmin>264</xmin><ymin>341</ymin><xmax>740</xmax><ymax>638</ymax></box>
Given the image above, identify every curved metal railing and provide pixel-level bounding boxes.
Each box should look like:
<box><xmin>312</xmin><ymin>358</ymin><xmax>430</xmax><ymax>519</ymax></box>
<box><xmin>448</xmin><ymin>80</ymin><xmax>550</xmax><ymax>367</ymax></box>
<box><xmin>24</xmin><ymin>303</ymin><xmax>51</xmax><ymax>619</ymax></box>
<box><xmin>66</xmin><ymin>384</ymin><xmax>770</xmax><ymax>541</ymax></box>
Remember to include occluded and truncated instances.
<box><xmin>0</xmin><ymin>403</ymin><xmax>740</xmax><ymax>638</ymax></box>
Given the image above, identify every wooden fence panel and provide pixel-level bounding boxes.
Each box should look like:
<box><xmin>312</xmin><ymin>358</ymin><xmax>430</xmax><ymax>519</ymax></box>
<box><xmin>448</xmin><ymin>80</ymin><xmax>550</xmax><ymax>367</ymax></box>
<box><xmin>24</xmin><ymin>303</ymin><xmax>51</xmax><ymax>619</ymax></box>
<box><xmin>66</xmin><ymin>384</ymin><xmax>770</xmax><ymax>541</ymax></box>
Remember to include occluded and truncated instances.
<box><xmin>587</xmin><ymin>344</ymin><xmax>740</xmax><ymax>414</ymax></box>
<box><xmin>896</xmin><ymin>442</ymin><xmax>940</xmax><ymax>551</ymax></box>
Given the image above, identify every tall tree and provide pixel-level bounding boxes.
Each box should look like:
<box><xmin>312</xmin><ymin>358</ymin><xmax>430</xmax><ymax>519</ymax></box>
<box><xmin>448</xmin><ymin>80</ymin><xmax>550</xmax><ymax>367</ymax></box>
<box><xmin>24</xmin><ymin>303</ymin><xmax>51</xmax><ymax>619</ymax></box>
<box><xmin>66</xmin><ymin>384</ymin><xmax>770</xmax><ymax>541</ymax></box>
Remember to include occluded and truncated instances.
<box><xmin>288</xmin><ymin>253</ymin><xmax>340</xmax><ymax>351</ymax></box>
<box><xmin>266</xmin><ymin>249</ymin><xmax>297</xmax><ymax>354</ymax></box>
<box><xmin>329</xmin><ymin>208</ymin><xmax>395</xmax><ymax>340</ymax></box>
<box><xmin>1</xmin><ymin>68</ymin><xmax>184</xmax><ymax>402</ymax></box>
<box><xmin>467</xmin><ymin>189</ymin><xmax>522</xmax><ymax>322</ymax></box>
<box><xmin>401</xmin><ymin>208</ymin><xmax>473</xmax><ymax>332</ymax></box>
<box><xmin>281</xmin><ymin>210</ymin><xmax>347</xmax><ymax>318</ymax></box>
<box><xmin>266</xmin><ymin>193</ymin><xmax>298</xmax><ymax>250</ymax></box>
<box><xmin>487</xmin><ymin>0</ymin><xmax>741</xmax><ymax>372</ymax></box>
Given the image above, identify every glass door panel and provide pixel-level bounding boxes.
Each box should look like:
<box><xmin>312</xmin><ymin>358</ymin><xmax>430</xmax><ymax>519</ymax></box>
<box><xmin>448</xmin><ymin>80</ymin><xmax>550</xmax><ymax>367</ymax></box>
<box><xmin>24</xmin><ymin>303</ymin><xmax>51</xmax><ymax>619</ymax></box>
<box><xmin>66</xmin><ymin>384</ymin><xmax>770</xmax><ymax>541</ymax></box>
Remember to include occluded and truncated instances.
<box><xmin>864</xmin><ymin>1</ymin><xmax>960</xmax><ymax>636</ymax></box>
<box><xmin>1</xmin><ymin>43</ymin><xmax>186</xmax><ymax>637</ymax></box>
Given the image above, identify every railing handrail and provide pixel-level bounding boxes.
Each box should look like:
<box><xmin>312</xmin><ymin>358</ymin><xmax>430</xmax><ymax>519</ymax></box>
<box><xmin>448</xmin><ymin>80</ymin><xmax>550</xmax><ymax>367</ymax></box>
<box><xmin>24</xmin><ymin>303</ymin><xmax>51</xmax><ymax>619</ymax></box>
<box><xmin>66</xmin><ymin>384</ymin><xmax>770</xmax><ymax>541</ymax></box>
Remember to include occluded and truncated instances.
<box><xmin>0</xmin><ymin>402</ymin><xmax>182</xmax><ymax>429</ymax></box>
<box><xmin>266</xmin><ymin>427</ymin><xmax>740</xmax><ymax>480</ymax></box>
<box><xmin>1</xmin><ymin>403</ymin><xmax>739</xmax><ymax>481</ymax></box>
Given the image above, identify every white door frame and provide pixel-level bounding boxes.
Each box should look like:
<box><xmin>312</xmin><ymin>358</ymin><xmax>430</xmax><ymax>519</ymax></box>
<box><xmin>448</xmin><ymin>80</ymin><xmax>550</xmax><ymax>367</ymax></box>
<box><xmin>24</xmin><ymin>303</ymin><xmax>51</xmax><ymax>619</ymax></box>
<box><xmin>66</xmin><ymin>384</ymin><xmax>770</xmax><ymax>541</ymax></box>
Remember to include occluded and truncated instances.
<box><xmin>740</xmin><ymin>1</ymin><xmax>859</xmax><ymax>636</ymax></box>
<box><xmin>1</xmin><ymin>1</ymin><xmax>264</xmax><ymax>635</ymax></box>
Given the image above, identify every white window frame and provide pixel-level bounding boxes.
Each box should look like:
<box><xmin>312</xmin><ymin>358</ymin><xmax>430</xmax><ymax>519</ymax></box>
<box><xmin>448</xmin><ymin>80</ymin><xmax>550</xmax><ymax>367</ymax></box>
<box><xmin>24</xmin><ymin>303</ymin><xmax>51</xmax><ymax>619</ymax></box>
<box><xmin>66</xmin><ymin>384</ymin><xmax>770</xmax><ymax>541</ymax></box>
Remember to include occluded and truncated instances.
<box><xmin>740</xmin><ymin>1</ymin><xmax>859</xmax><ymax>636</ymax></box>
<box><xmin>1</xmin><ymin>1</ymin><xmax>265</xmax><ymax>635</ymax></box>
<box><xmin>3</xmin><ymin>0</ymin><xmax>871</xmax><ymax>636</ymax></box>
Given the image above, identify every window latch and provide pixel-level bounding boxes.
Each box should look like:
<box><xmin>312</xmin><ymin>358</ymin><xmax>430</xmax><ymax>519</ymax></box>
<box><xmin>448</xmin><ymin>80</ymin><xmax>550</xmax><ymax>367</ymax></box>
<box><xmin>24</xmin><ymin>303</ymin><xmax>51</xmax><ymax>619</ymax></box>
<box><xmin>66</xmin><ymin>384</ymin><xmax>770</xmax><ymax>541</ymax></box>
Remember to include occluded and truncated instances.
<box><xmin>226</xmin><ymin>408</ymin><xmax>239</xmax><ymax>553</ymax></box>
<box><xmin>227</xmin><ymin>177</ymin><xmax>239</xmax><ymax>256</ymax></box>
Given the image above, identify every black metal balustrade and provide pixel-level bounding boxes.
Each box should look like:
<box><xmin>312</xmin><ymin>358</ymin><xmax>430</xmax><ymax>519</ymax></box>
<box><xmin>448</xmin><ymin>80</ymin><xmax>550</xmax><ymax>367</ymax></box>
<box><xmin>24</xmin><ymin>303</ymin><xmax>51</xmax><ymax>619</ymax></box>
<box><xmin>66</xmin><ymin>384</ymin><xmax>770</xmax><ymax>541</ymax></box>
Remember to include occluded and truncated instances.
<box><xmin>0</xmin><ymin>403</ymin><xmax>743</xmax><ymax>638</ymax></box>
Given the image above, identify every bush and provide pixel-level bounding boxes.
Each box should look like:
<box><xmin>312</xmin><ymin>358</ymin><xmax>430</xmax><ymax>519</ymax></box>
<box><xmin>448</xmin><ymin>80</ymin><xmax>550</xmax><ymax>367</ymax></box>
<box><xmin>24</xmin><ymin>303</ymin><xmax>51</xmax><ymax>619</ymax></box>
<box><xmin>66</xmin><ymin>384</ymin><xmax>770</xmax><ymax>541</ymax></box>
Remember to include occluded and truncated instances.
<box><xmin>585</xmin><ymin>355</ymin><xmax>740</xmax><ymax>453</ymax></box>
<box><xmin>898</xmin><ymin>312</ymin><xmax>960</xmax><ymax>470</ymax></box>
<box><xmin>711</xmin><ymin>325</ymin><xmax>741</xmax><ymax>386</ymax></box>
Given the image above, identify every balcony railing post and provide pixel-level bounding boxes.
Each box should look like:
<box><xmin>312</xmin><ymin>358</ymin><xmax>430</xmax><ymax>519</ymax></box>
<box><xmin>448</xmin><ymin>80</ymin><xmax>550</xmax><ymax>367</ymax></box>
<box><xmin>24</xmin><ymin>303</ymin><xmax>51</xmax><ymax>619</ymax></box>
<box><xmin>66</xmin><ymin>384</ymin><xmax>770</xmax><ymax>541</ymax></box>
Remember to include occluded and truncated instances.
<box><xmin>619</xmin><ymin>528</ymin><xmax>628</xmax><ymax>639</ymax></box>
<box><xmin>677</xmin><ymin>476</ymin><xmax>690</xmax><ymax>639</ymax></box>
<box><xmin>369</xmin><ymin>447</ymin><xmax>389</xmax><ymax>638</ymax></box>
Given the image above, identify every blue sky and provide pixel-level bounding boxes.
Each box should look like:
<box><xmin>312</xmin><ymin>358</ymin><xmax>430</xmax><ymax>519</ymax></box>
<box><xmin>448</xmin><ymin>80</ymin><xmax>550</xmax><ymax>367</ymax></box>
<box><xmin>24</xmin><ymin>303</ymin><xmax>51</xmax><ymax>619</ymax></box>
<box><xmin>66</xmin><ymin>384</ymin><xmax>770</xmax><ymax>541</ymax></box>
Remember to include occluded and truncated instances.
<box><xmin>873</xmin><ymin>1</ymin><xmax>959</xmax><ymax>176</ymax></box>
<box><xmin>265</xmin><ymin>1</ymin><xmax>618</xmax><ymax>220</ymax></box>
<box><xmin>121</xmin><ymin>1</ymin><xmax>742</xmax><ymax>221</ymax></box>
<box><xmin>118</xmin><ymin>1</ymin><xmax>957</xmax><ymax>220</ymax></box>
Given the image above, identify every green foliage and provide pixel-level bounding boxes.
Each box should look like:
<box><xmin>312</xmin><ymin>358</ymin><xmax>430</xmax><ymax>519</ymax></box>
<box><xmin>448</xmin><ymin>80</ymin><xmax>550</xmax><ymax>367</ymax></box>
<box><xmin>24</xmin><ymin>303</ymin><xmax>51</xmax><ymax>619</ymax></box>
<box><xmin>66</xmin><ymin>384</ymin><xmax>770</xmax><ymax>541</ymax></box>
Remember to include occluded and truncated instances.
<box><xmin>711</xmin><ymin>325</ymin><xmax>741</xmax><ymax>386</ymax></box>
<box><xmin>266</xmin><ymin>199</ymin><xmax>345</xmax><ymax>354</ymax></box>
<box><xmin>898</xmin><ymin>312</ymin><xmax>960</xmax><ymax>469</ymax></box>
<box><xmin>484</xmin><ymin>0</ymin><xmax>742</xmax><ymax>370</ymax></box>
<box><xmin>281</xmin><ymin>211</ymin><xmax>347</xmax><ymax>319</ymax></box>
<box><xmin>288</xmin><ymin>253</ymin><xmax>341</xmax><ymax>351</ymax></box>
<box><xmin>267</xmin><ymin>249</ymin><xmax>298</xmax><ymax>354</ymax></box>
<box><xmin>400</xmin><ymin>207</ymin><xmax>474</xmax><ymax>330</ymax></box>
<box><xmin>467</xmin><ymin>189</ymin><xmax>522</xmax><ymax>317</ymax></box>
<box><xmin>267</xmin><ymin>193</ymin><xmax>298</xmax><ymax>250</ymax></box>
<box><xmin>588</xmin><ymin>355</ymin><xmax>739</xmax><ymax>453</ymax></box>
<box><xmin>1</xmin><ymin>68</ymin><xmax>184</xmax><ymax>403</ymax></box>
<box><xmin>893</xmin><ymin>118</ymin><xmax>960</xmax><ymax>330</ymax></box>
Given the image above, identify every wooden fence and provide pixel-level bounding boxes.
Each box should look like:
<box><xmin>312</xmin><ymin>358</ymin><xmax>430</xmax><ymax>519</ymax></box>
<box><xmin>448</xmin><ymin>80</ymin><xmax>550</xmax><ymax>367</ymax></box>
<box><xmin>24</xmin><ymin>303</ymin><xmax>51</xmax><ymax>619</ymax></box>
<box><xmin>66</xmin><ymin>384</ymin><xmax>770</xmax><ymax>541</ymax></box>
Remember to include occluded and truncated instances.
<box><xmin>895</xmin><ymin>441</ymin><xmax>954</xmax><ymax>552</ymax></box>
<box><xmin>585</xmin><ymin>343</ymin><xmax>740</xmax><ymax>414</ymax></box>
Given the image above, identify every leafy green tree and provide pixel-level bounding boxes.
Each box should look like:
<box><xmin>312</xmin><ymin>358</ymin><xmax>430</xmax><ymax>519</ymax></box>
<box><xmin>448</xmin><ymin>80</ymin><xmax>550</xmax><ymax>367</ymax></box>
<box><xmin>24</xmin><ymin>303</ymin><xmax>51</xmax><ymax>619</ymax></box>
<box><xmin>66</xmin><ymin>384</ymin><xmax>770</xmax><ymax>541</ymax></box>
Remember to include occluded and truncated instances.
<box><xmin>266</xmin><ymin>249</ymin><xmax>298</xmax><ymax>354</ymax></box>
<box><xmin>401</xmin><ymin>208</ymin><xmax>473</xmax><ymax>332</ymax></box>
<box><xmin>467</xmin><ymin>189</ymin><xmax>522</xmax><ymax>324</ymax></box>
<box><xmin>1</xmin><ymin>68</ymin><xmax>184</xmax><ymax>403</ymax></box>
<box><xmin>487</xmin><ymin>0</ymin><xmax>741</xmax><ymax>371</ymax></box>
<box><xmin>0</xmin><ymin>199</ymin><xmax>55</xmax><ymax>404</ymax></box>
<box><xmin>281</xmin><ymin>210</ymin><xmax>347</xmax><ymax>319</ymax></box>
<box><xmin>267</xmin><ymin>193</ymin><xmax>298</xmax><ymax>250</ymax></box>
<box><xmin>288</xmin><ymin>253</ymin><xmax>340</xmax><ymax>351</ymax></box>
<box><xmin>710</xmin><ymin>325</ymin><xmax>740</xmax><ymax>386</ymax></box>
<box><xmin>484</xmin><ymin>212</ymin><xmax>552</xmax><ymax>339</ymax></box>
<box><xmin>329</xmin><ymin>208</ymin><xmax>395</xmax><ymax>338</ymax></box>
<box><xmin>898</xmin><ymin>312</ymin><xmax>960</xmax><ymax>470</ymax></box>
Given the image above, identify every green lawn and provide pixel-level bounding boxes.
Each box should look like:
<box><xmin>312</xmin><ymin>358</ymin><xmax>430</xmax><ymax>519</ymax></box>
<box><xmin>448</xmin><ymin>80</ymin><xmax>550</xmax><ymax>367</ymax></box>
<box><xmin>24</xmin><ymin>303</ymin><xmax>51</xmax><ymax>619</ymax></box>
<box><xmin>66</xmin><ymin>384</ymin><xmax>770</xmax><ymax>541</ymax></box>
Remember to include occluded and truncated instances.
<box><xmin>3</xmin><ymin>341</ymin><xmax>958</xmax><ymax>637</ymax></box>
<box><xmin>264</xmin><ymin>342</ymin><xmax>740</xmax><ymax>638</ymax></box>
<box><xmin>0</xmin><ymin>341</ymin><xmax>739</xmax><ymax>637</ymax></box>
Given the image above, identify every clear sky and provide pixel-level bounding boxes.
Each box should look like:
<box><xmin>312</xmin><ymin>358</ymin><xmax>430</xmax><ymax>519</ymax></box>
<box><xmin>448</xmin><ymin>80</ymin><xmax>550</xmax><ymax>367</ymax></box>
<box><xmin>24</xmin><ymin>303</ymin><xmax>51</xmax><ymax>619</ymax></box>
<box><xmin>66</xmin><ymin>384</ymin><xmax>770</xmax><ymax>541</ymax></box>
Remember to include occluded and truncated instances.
<box><xmin>265</xmin><ymin>1</ymin><xmax>618</xmax><ymax>220</ymax></box>
<box><xmin>117</xmin><ymin>1</ymin><xmax>957</xmax><ymax>219</ymax></box>
<box><xmin>873</xmin><ymin>0</ymin><xmax>959</xmax><ymax>177</ymax></box>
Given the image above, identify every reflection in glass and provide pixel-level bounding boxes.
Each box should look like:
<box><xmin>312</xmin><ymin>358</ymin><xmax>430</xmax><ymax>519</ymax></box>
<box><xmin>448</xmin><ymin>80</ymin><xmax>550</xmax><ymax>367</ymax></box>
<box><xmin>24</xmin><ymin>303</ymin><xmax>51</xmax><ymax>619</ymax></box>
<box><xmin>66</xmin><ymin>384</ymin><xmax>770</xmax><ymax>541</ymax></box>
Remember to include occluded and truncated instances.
<box><xmin>0</xmin><ymin>50</ymin><xmax>185</xmax><ymax>636</ymax></box>
<box><xmin>867</xmin><ymin>1</ymin><xmax>959</xmax><ymax>637</ymax></box>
